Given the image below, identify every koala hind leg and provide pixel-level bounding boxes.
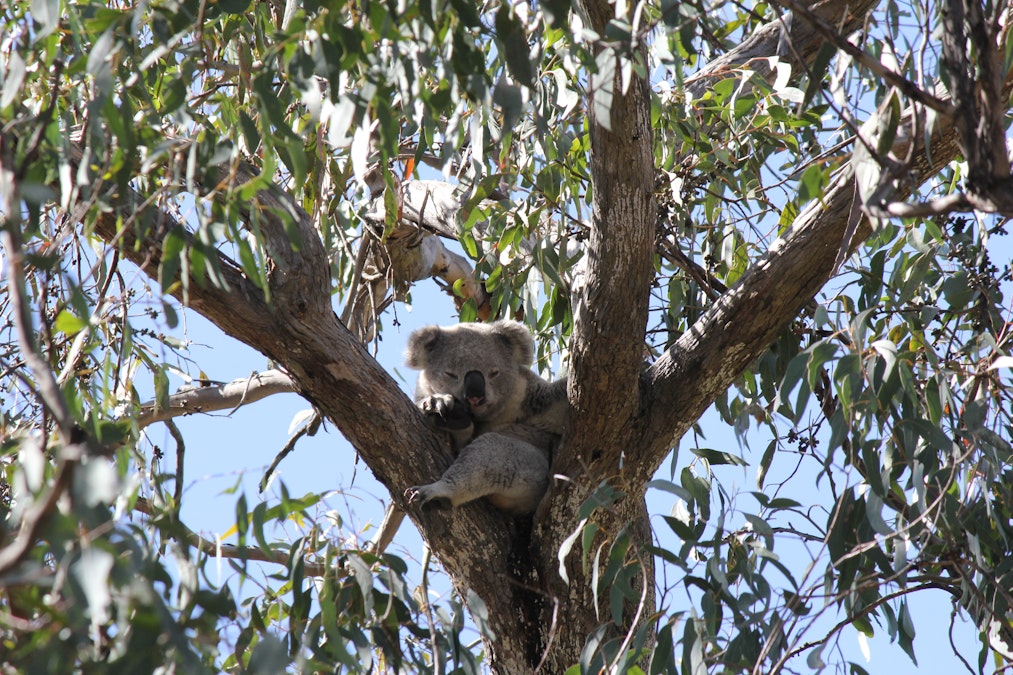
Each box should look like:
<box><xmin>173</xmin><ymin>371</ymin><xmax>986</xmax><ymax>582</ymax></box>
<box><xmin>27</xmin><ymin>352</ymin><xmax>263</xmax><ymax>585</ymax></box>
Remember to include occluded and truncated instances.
<box><xmin>405</xmin><ymin>432</ymin><xmax>549</xmax><ymax>515</ymax></box>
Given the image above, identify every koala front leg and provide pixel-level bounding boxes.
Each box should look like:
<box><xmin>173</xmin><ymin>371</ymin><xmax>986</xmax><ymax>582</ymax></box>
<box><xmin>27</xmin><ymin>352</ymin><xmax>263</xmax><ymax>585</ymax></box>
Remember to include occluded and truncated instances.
<box><xmin>417</xmin><ymin>393</ymin><xmax>474</xmax><ymax>447</ymax></box>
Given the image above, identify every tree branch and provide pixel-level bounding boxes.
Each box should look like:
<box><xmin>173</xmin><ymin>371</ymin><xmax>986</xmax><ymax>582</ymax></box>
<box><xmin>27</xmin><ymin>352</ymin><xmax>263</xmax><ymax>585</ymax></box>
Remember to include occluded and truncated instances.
<box><xmin>683</xmin><ymin>0</ymin><xmax>879</xmax><ymax>99</ymax></box>
<box><xmin>531</xmin><ymin>4</ymin><xmax>892</xmax><ymax>668</ymax></box>
<box><xmin>562</xmin><ymin>0</ymin><xmax>656</xmax><ymax>474</ymax></box>
<box><xmin>772</xmin><ymin>0</ymin><xmax>955</xmax><ymax>115</ymax></box>
<box><xmin>132</xmin><ymin>497</ymin><xmax>329</xmax><ymax>577</ymax></box>
<box><xmin>136</xmin><ymin>369</ymin><xmax>300</xmax><ymax>429</ymax></box>
<box><xmin>75</xmin><ymin>149</ymin><xmax>541</xmax><ymax>673</ymax></box>
<box><xmin>640</xmin><ymin>73</ymin><xmax>979</xmax><ymax>476</ymax></box>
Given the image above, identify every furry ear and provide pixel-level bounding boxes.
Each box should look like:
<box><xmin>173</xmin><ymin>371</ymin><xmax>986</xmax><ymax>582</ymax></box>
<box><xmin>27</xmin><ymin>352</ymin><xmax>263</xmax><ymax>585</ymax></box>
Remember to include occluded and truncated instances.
<box><xmin>491</xmin><ymin>320</ymin><xmax>535</xmax><ymax>367</ymax></box>
<box><xmin>405</xmin><ymin>325</ymin><xmax>443</xmax><ymax>369</ymax></box>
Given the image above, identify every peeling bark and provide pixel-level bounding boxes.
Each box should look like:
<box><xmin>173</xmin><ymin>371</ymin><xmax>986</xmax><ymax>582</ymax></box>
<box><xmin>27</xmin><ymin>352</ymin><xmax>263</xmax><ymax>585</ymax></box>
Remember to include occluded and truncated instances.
<box><xmin>345</xmin><ymin>180</ymin><xmax>492</xmax><ymax>340</ymax></box>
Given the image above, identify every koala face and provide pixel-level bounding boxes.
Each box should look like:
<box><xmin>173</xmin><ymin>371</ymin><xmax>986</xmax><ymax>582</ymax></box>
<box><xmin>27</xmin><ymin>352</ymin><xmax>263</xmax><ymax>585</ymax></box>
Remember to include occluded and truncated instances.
<box><xmin>405</xmin><ymin>320</ymin><xmax>534</xmax><ymax>425</ymax></box>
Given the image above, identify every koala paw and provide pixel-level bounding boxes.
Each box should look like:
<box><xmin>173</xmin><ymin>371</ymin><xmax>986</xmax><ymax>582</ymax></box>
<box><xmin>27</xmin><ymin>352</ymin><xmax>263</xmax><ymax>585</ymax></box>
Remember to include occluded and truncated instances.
<box><xmin>405</xmin><ymin>485</ymin><xmax>452</xmax><ymax>510</ymax></box>
<box><xmin>418</xmin><ymin>394</ymin><xmax>472</xmax><ymax>431</ymax></box>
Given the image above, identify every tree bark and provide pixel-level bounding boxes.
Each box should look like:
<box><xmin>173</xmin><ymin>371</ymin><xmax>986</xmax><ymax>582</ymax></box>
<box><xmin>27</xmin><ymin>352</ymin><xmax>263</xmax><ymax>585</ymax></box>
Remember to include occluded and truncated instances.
<box><xmin>528</xmin><ymin>1</ymin><xmax>881</xmax><ymax>670</ymax></box>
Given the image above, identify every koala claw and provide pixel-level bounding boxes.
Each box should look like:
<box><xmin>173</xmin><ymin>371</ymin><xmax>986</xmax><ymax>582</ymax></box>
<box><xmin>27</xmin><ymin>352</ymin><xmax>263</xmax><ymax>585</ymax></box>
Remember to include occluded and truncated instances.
<box><xmin>419</xmin><ymin>394</ymin><xmax>472</xmax><ymax>430</ymax></box>
<box><xmin>405</xmin><ymin>485</ymin><xmax>451</xmax><ymax>510</ymax></box>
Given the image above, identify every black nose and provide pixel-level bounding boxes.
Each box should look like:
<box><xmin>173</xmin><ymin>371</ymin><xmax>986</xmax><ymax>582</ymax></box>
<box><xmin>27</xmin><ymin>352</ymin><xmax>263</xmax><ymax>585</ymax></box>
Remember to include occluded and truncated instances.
<box><xmin>464</xmin><ymin>371</ymin><xmax>486</xmax><ymax>405</ymax></box>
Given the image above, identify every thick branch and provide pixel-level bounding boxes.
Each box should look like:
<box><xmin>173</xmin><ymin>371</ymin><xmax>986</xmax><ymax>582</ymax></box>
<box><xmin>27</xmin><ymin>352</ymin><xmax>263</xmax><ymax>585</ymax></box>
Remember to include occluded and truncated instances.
<box><xmin>940</xmin><ymin>1</ymin><xmax>1013</xmax><ymax>213</ymax></box>
<box><xmin>559</xmin><ymin>0</ymin><xmax>882</xmax><ymax>479</ymax></box>
<box><xmin>772</xmin><ymin>0</ymin><xmax>954</xmax><ymax>114</ymax></box>
<box><xmin>532</xmin><ymin>4</ymin><xmax>892</xmax><ymax>669</ymax></box>
<box><xmin>86</xmin><ymin>201</ymin><xmax>277</xmax><ymax>351</ymax></box>
<box><xmin>227</xmin><ymin>162</ymin><xmax>333</xmax><ymax>318</ymax></box>
<box><xmin>563</xmin><ymin>0</ymin><xmax>656</xmax><ymax>474</ymax></box>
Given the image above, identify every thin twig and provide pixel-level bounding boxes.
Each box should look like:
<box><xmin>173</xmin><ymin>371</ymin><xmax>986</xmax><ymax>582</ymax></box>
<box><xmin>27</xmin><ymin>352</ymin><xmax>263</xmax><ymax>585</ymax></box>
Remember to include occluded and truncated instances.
<box><xmin>166</xmin><ymin>419</ymin><xmax>185</xmax><ymax>521</ymax></box>
<box><xmin>420</xmin><ymin>545</ymin><xmax>442</xmax><ymax>674</ymax></box>
<box><xmin>0</xmin><ymin>451</ymin><xmax>79</xmax><ymax>575</ymax></box>
<box><xmin>772</xmin><ymin>0</ymin><xmax>956</xmax><ymax>115</ymax></box>
<box><xmin>0</xmin><ymin>227</ymin><xmax>75</xmax><ymax>442</ymax></box>
<box><xmin>259</xmin><ymin>410</ymin><xmax>322</xmax><ymax>493</ymax></box>
<box><xmin>132</xmin><ymin>497</ymin><xmax>330</xmax><ymax>577</ymax></box>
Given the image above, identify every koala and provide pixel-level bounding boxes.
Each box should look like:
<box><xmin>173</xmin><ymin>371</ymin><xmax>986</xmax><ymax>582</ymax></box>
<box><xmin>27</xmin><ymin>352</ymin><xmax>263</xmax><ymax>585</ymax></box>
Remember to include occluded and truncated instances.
<box><xmin>403</xmin><ymin>320</ymin><xmax>568</xmax><ymax>515</ymax></box>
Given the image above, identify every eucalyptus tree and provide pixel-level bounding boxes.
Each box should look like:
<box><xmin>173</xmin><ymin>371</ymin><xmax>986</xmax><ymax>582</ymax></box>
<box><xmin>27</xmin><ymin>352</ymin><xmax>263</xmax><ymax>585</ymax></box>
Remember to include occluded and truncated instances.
<box><xmin>2</xmin><ymin>0</ymin><xmax>1013</xmax><ymax>672</ymax></box>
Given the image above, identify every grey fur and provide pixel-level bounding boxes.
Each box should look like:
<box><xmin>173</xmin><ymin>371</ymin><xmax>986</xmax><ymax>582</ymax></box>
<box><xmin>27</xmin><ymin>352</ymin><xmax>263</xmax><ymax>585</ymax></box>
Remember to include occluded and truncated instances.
<box><xmin>404</xmin><ymin>320</ymin><xmax>568</xmax><ymax>515</ymax></box>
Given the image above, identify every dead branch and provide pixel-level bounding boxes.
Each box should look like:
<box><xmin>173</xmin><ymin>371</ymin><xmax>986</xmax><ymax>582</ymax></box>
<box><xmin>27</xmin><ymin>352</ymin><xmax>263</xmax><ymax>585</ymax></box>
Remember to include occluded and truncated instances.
<box><xmin>136</xmin><ymin>369</ymin><xmax>300</xmax><ymax>430</ymax></box>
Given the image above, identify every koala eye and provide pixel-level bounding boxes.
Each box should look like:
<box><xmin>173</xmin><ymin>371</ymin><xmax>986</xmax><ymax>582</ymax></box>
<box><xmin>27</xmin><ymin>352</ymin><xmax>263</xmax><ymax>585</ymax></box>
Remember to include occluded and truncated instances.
<box><xmin>443</xmin><ymin>371</ymin><xmax>458</xmax><ymax>379</ymax></box>
<box><xmin>489</xmin><ymin>369</ymin><xmax>500</xmax><ymax>378</ymax></box>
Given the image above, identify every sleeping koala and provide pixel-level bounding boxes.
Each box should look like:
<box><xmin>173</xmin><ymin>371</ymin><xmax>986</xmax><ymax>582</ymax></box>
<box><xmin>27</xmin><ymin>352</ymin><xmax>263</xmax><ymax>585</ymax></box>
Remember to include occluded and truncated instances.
<box><xmin>403</xmin><ymin>320</ymin><xmax>568</xmax><ymax>515</ymax></box>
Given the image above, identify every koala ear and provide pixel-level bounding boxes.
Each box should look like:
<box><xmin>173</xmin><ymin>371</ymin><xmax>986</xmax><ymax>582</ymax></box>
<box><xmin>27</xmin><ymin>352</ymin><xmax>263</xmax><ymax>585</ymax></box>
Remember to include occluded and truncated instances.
<box><xmin>405</xmin><ymin>325</ymin><xmax>443</xmax><ymax>369</ymax></box>
<box><xmin>492</xmin><ymin>320</ymin><xmax>535</xmax><ymax>367</ymax></box>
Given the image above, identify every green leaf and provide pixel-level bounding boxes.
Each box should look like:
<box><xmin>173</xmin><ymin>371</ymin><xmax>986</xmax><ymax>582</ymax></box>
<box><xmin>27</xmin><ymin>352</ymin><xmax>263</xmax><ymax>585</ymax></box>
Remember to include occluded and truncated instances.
<box><xmin>234</xmin><ymin>493</ymin><xmax>248</xmax><ymax>548</ymax></box>
<box><xmin>159</xmin><ymin>227</ymin><xmax>185</xmax><ymax>294</ymax></box>
<box><xmin>661</xmin><ymin>515</ymin><xmax>697</xmax><ymax>542</ymax></box>
<box><xmin>344</xmin><ymin>553</ymin><xmax>374</xmax><ymax>615</ymax></box>
<box><xmin>87</xmin><ymin>30</ymin><xmax>115</xmax><ymax>76</ymax></box>
<box><xmin>757</xmin><ymin>439</ymin><xmax>777</xmax><ymax>489</ymax></box>
<box><xmin>806</xmin><ymin>341</ymin><xmax>839</xmax><ymax>390</ymax></box>
<box><xmin>649</xmin><ymin>621</ymin><xmax>676</xmax><ymax>674</ymax></box>
<box><xmin>579</xmin><ymin>482</ymin><xmax>624</xmax><ymax>518</ymax></box>
<box><xmin>591</xmin><ymin>49</ymin><xmax>617</xmax><ymax>132</ymax></box>
<box><xmin>153</xmin><ymin>366</ymin><xmax>170</xmax><ymax>414</ymax></box>
<box><xmin>743</xmin><ymin>513</ymin><xmax>773</xmax><ymax>541</ymax></box>
<box><xmin>852</xmin><ymin>613</ymin><xmax>874</xmax><ymax>636</ymax></box>
<box><xmin>31</xmin><ymin>0</ymin><xmax>61</xmax><ymax>39</ymax></box>
<box><xmin>690</xmin><ymin>447</ymin><xmax>747</xmax><ymax>466</ymax></box>
<box><xmin>776</xmin><ymin>350</ymin><xmax>808</xmax><ymax>418</ymax></box>
<box><xmin>646</xmin><ymin>479</ymin><xmax>692</xmax><ymax>502</ymax></box>
<box><xmin>252</xmin><ymin>502</ymin><xmax>271</xmax><ymax>554</ymax></box>
<box><xmin>218</xmin><ymin>0</ymin><xmax>251</xmax><ymax>13</ymax></box>
<box><xmin>897</xmin><ymin>600</ymin><xmax>917</xmax><ymax>663</ymax></box>
<box><xmin>466</xmin><ymin>589</ymin><xmax>496</xmax><ymax>641</ymax></box>
<box><xmin>54</xmin><ymin>309</ymin><xmax>88</xmax><ymax>336</ymax></box>
<box><xmin>253</xmin><ymin>72</ymin><xmax>288</xmax><ymax>131</ymax></box>
<box><xmin>495</xmin><ymin>8</ymin><xmax>534</xmax><ymax>87</ymax></box>
<box><xmin>71</xmin><ymin>548</ymin><xmax>114</xmax><ymax>625</ymax></box>
<box><xmin>157</xmin><ymin>76</ymin><xmax>187</xmax><ymax>114</ymax></box>
<box><xmin>247</xmin><ymin>634</ymin><xmax>289</xmax><ymax>675</ymax></box>
<box><xmin>802</xmin><ymin>42</ymin><xmax>836</xmax><ymax>108</ymax></box>
<box><xmin>493</xmin><ymin>78</ymin><xmax>525</xmax><ymax>132</ymax></box>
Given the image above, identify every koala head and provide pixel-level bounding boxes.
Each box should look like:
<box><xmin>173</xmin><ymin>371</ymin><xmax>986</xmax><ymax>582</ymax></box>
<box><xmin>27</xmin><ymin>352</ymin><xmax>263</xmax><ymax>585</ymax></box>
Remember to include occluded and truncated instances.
<box><xmin>405</xmin><ymin>320</ymin><xmax>535</xmax><ymax>424</ymax></box>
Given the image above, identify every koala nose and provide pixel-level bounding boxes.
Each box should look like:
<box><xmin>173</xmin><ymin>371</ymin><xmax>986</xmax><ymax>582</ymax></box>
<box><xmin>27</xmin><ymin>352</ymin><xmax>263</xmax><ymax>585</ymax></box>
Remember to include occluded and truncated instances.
<box><xmin>463</xmin><ymin>370</ymin><xmax>486</xmax><ymax>406</ymax></box>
